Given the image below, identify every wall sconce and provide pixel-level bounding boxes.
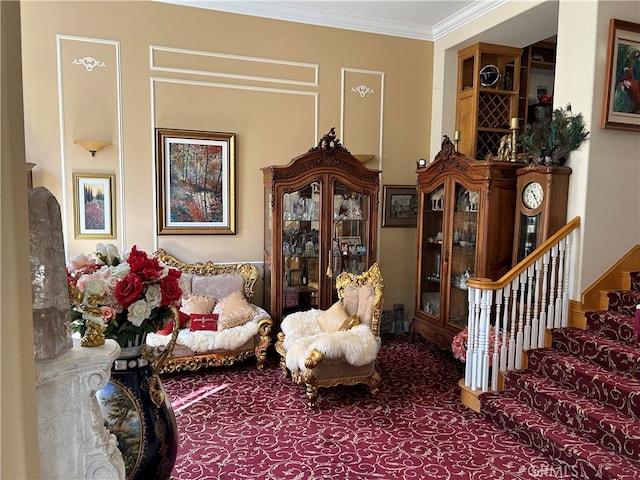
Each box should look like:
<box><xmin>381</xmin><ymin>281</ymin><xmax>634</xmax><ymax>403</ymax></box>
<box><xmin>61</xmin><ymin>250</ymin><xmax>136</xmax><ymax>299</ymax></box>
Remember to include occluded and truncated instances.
<box><xmin>74</xmin><ymin>139</ymin><xmax>110</xmax><ymax>157</ymax></box>
<box><xmin>354</xmin><ymin>154</ymin><xmax>375</xmax><ymax>164</ymax></box>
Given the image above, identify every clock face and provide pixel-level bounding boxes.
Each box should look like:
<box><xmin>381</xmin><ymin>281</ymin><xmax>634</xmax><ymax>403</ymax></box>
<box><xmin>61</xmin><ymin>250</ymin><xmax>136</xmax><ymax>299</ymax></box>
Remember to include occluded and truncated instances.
<box><xmin>522</xmin><ymin>182</ymin><xmax>544</xmax><ymax>209</ymax></box>
<box><xmin>479</xmin><ymin>64</ymin><xmax>501</xmax><ymax>87</ymax></box>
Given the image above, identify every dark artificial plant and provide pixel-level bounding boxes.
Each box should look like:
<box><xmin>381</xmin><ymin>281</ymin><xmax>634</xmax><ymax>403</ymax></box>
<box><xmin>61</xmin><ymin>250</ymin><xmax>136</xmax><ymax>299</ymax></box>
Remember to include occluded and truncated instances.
<box><xmin>519</xmin><ymin>104</ymin><xmax>590</xmax><ymax>166</ymax></box>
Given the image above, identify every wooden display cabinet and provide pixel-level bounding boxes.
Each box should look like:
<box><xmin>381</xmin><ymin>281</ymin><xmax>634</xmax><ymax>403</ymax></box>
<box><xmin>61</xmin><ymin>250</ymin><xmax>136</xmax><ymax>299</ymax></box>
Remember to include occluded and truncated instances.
<box><xmin>456</xmin><ymin>42</ymin><xmax>522</xmax><ymax>160</ymax></box>
<box><xmin>411</xmin><ymin>140</ymin><xmax>522</xmax><ymax>350</ymax></box>
<box><xmin>518</xmin><ymin>41</ymin><xmax>556</xmax><ymax>131</ymax></box>
<box><xmin>262</xmin><ymin>129</ymin><xmax>380</xmax><ymax>331</ymax></box>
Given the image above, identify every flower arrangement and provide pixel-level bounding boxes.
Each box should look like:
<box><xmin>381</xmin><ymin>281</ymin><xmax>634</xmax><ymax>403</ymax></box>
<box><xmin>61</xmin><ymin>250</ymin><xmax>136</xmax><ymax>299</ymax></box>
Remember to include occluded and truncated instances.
<box><xmin>68</xmin><ymin>243</ymin><xmax>183</xmax><ymax>348</ymax></box>
<box><xmin>451</xmin><ymin>326</ymin><xmax>502</xmax><ymax>364</ymax></box>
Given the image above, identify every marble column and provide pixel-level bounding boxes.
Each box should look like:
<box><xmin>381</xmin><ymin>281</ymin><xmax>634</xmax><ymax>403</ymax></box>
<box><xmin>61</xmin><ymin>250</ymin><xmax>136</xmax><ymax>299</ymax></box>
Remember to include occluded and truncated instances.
<box><xmin>36</xmin><ymin>338</ymin><xmax>126</xmax><ymax>479</ymax></box>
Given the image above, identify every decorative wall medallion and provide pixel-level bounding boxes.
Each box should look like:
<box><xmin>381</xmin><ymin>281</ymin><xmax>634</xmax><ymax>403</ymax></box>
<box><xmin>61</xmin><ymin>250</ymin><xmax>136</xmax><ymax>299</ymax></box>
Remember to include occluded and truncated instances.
<box><xmin>351</xmin><ymin>84</ymin><xmax>374</xmax><ymax>97</ymax></box>
<box><xmin>73</xmin><ymin>56</ymin><xmax>107</xmax><ymax>72</ymax></box>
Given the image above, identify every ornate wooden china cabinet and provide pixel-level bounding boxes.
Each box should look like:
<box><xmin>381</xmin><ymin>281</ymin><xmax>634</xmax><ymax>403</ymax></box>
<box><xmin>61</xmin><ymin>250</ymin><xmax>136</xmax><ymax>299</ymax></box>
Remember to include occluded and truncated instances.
<box><xmin>411</xmin><ymin>136</ymin><xmax>522</xmax><ymax>349</ymax></box>
<box><xmin>262</xmin><ymin>129</ymin><xmax>380</xmax><ymax>331</ymax></box>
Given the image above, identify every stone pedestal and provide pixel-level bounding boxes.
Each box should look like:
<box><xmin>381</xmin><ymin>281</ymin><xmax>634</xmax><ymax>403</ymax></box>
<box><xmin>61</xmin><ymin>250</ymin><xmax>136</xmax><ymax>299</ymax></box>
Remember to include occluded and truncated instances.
<box><xmin>36</xmin><ymin>338</ymin><xmax>126</xmax><ymax>479</ymax></box>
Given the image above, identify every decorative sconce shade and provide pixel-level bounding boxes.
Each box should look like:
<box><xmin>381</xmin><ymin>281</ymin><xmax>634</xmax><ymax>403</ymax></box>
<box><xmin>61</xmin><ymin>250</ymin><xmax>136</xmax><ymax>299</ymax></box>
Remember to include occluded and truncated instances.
<box><xmin>354</xmin><ymin>154</ymin><xmax>375</xmax><ymax>163</ymax></box>
<box><xmin>74</xmin><ymin>139</ymin><xmax>110</xmax><ymax>157</ymax></box>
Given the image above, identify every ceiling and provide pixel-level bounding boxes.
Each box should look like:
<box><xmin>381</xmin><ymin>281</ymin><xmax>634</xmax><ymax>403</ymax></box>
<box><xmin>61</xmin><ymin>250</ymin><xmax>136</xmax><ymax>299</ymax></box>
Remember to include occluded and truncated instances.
<box><xmin>156</xmin><ymin>0</ymin><xmax>510</xmax><ymax>41</ymax></box>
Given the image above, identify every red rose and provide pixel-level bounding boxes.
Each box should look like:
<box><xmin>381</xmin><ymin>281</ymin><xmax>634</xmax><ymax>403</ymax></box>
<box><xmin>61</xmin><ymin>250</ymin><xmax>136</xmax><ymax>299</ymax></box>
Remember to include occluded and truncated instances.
<box><xmin>127</xmin><ymin>245</ymin><xmax>148</xmax><ymax>274</ymax></box>
<box><xmin>139</xmin><ymin>257</ymin><xmax>164</xmax><ymax>281</ymax></box>
<box><xmin>166</xmin><ymin>267</ymin><xmax>181</xmax><ymax>279</ymax></box>
<box><xmin>159</xmin><ymin>274</ymin><xmax>182</xmax><ymax>306</ymax></box>
<box><xmin>114</xmin><ymin>273</ymin><xmax>144</xmax><ymax>308</ymax></box>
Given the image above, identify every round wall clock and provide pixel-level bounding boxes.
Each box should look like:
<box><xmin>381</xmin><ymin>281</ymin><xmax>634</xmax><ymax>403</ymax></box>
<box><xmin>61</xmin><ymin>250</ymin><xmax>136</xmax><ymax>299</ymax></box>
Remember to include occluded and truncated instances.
<box><xmin>479</xmin><ymin>64</ymin><xmax>501</xmax><ymax>87</ymax></box>
<box><xmin>522</xmin><ymin>182</ymin><xmax>544</xmax><ymax>209</ymax></box>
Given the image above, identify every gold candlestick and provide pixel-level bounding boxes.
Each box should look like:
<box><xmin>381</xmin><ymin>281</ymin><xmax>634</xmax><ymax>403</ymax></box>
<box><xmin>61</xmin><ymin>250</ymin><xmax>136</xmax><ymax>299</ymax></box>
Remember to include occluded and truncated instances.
<box><xmin>453</xmin><ymin>130</ymin><xmax>460</xmax><ymax>153</ymax></box>
<box><xmin>510</xmin><ymin>119</ymin><xmax>519</xmax><ymax>162</ymax></box>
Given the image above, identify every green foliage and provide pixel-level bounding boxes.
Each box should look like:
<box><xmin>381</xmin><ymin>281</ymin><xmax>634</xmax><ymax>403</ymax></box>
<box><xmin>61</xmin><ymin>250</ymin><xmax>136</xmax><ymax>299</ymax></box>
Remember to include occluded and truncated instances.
<box><xmin>519</xmin><ymin>104</ymin><xmax>590</xmax><ymax>166</ymax></box>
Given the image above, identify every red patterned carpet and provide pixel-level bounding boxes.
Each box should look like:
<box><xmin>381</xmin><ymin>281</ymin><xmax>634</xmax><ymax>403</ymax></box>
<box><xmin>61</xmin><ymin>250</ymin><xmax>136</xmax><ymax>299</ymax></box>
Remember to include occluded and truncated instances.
<box><xmin>163</xmin><ymin>335</ymin><xmax>574</xmax><ymax>480</ymax></box>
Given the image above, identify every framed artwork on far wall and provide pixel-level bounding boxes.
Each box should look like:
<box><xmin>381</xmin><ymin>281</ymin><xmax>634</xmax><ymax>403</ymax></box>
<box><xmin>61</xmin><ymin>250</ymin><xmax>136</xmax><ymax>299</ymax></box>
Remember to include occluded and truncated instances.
<box><xmin>73</xmin><ymin>172</ymin><xmax>116</xmax><ymax>239</ymax></box>
<box><xmin>382</xmin><ymin>185</ymin><xmax>418</xmax><ymax>227</ymax></box>
<box><xmin>156</xmin><ymin>128</ymin><xmax>236</xmax><ymax>234</ymax></box>
<box><xmin>601</xmin><ymin>18</ymin><xmax>640</xmax><ymax>132</ymax></box>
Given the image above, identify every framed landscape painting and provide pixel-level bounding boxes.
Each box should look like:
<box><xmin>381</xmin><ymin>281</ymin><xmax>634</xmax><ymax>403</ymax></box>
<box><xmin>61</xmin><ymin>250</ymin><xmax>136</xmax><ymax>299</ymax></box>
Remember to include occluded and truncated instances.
<box><xmin>73</xmin><ymin>172</ymin><xmax>115</xmax><ymax>238</ymax></box>
<box><xmin>156</xmin><ymin>128</ymin><xmax>236</xmax><ymax>234</ymax></box>
<box><xmin>601</xmin><ymin>18</ymin><xmax>640</xmax><ymax>131</ymax></box>
<box><xmin>382</xmin><ymin>185</ymin><xmax>418</xmax><ymax>227</ymax></box>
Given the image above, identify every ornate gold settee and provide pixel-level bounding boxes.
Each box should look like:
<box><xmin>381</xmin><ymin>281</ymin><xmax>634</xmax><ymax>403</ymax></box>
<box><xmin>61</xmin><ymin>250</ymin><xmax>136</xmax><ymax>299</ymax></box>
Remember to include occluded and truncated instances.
<box><xmin>146</xmin><ymin>249</ymin><xmax>272</xmax><ymax>374</ymax></box>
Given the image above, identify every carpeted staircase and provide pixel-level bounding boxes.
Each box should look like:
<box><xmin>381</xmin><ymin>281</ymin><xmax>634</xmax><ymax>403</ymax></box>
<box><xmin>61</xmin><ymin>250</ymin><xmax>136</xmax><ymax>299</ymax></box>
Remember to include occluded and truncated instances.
<box><xmin>480</xmin><ymin>271</ymin><xmax>640</xmax><ymax>479</ymax></box>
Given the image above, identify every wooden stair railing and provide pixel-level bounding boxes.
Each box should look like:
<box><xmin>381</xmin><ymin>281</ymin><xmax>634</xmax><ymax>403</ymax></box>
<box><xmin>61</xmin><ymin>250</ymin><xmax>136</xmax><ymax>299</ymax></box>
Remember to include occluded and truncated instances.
<box><xmin>460</xmin><ymin>217</ymin><xmax>581</xmax><ymax>411</ymax></box>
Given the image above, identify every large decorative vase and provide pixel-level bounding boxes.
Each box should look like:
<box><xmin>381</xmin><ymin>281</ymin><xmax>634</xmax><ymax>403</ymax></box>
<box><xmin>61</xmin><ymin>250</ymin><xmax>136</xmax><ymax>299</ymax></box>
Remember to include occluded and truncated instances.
<box><xmin>96</xmin><ymin>333</ymin><xmax>178</xmax><ymax>480</ymax></box>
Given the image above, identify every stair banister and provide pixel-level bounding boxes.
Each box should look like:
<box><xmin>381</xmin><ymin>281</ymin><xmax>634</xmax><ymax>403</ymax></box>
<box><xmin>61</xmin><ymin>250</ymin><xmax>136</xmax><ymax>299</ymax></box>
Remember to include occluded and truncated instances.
<box><xmin>463</xmin><ymin>216</ymin><xmax>581</xmax><ymax>394</ymax></box>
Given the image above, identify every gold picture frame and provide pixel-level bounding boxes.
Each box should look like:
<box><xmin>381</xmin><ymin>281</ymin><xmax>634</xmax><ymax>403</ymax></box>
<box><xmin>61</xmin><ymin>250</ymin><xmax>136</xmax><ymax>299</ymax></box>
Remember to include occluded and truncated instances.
<box><xmin>73</xmin><ymin>172</ymin><xmax>116</xmax><ymax>239</ymax></box>
<box><xmin>156</xmin><ymin>128</ymin><xmax>236</xmax><ymax>234</ymax></box>
<box><xmin>601</xmin><ymin>18</ymin><xmax>640</xmax><ymax>132</ymax></box>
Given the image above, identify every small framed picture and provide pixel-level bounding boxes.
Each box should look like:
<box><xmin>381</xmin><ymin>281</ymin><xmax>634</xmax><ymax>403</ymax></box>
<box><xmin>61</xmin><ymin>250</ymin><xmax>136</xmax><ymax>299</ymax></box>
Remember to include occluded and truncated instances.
<box><xmin>73</xmin><ymin>172</ymin><xmax>116</xmax><ymax>239</ymax></box>
<box><xmin>383</xmin><ymin>185</ymin><xmax>418</xmax><ymax>227</ymax></box>
<box><xmin>289</xmin><ymin>269</ymin><xmax>303</xmax><ymax>286</ymax></box>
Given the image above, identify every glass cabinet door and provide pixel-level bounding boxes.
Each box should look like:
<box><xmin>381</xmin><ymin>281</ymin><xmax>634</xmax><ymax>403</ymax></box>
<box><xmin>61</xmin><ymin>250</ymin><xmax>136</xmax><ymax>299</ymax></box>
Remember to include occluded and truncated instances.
<box><xmin>281</xmin><ymin>181</ymin><xmax>320</xmax><ymax>316</ymax></box>
<box><xmin>331</xmin><ymin>180</ymin><xmax>370</xmax><ymax>300</ymax></box>
<box><xmin>418</xmin><ymin>182</ymin><xmax>445</xmax><ymax>318</ymax></box>
<box><xmin>447</xmin><ymin>182</ymin><xmax>478</xmax><ymax>329</ymax></box>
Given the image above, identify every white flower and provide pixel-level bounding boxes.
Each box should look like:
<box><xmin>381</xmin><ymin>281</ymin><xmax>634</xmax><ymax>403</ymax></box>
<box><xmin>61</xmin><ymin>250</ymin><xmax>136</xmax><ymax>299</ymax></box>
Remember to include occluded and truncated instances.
<box><xmin>105</xmin><ymin>244</ymin><xmax>119</xmax><ymax>263</ymax></box>
<box><xmin>127</xmin><ymin>299</ymin><xmax>152</xmax><ymax>327</ymax></box>
<box><xmin>110</xmin><ymin>263</ymin><xmax>131</xmax><ymax>279</ymax></box>
<box><xmin>96</xmin><ymin>243</ymin><xmax>121</xmax><ymax>265</ymax></box>
<box><xmin>145</xmin><ymin>284</ymin><xmax>162</xmax><ymax>309</ymax></box>
<box><xmin>83</xmin><ymin>277</ymin><xmax>107</xmax><ymax>297</ymax></box>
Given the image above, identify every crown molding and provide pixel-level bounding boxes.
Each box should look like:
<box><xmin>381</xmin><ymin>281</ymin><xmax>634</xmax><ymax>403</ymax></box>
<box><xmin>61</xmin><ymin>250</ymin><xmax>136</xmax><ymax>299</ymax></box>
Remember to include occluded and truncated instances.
<box><xmin>155</xmin><ymin>1</ymin><xmax>507</xmax><ymax>41</ymax></box>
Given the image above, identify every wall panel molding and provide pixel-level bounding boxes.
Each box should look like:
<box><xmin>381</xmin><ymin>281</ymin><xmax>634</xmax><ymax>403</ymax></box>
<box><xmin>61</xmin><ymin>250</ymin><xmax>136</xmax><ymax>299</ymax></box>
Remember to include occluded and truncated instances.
<box><xmin>56</xmin><ymin>34</ymin><xmax>124</xmax><ymax>254</ymax></box>
<box><xmin>340</xmin><ymin>67</ymin><xmax>384</xmax><ymax>171</ymax></box>
<box><xmin>150</xmin><ymin>45</ymin><xmax>318</xmax><ymax>87</ymax></box>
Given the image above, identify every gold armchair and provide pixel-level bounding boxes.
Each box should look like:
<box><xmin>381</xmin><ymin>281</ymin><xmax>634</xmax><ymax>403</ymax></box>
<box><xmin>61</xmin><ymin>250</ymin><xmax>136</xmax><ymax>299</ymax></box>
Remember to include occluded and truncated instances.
<box><xmin>275</xmin><ymin>263</ymin><xmax>384</xmax><ymax>409</ymax></box>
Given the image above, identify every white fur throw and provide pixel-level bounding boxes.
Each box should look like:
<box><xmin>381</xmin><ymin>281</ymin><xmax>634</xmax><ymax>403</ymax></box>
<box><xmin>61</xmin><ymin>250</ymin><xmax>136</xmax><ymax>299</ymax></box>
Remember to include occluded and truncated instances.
<box><xmin>146</xmin><ymin>306</ymin><xmax>270</xmax><ymax>353</ymax></box>
<box><xmin>281</xmin><ymin>309</ymin><xmax>381</xmax><ymax>372</ymax></box>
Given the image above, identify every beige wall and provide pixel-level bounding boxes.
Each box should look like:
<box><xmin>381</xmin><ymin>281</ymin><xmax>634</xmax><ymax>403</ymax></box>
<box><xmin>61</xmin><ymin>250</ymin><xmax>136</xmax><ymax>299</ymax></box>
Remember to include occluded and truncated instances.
<box><xmin>1</xmin><ymin>1</ymin><xmax>40</xmax><ymax>478</ymax></box>
<box><xmin>21</xmin><ymin>0</ymin><xmax>432</xmax><ymax>317</ymax></box>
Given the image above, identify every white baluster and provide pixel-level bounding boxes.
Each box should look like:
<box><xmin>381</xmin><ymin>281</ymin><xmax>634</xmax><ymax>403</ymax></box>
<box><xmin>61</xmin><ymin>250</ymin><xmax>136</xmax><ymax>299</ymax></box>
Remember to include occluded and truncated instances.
<box><xmin>540</xmin><ymin>251</ymin><xmax>550</xmax><ymax>333</ymax></box>
<box><xmin>555</xmin><ymin>238</ymin><xmax>566</xmax><ymax>328</ymax></box>
<box><xmin>479</xmin><ymin>289</ymin><xmax>493</xmax><ymax>392</ymax></box>
<box><xmin>499</xmin><ymin>284</ymin><xmax>511</xmax><ymax>373</ymax></box>
<box><xmin>465</xmin><ymin>287</ymin><xmax>476</xmax><ymax>387</ymax></box>
<box><xmin>508</xmin><ymin>276</ymin><xmax>519</xmax><ymax>371</ymax></box>
<box><xmin>515</xmin><ymin>271</ymin><xmax>527</xmax><ymax>369</ymax></box>
<box><xmin>532</xmin><ymin>257</ymin><xmax>543</xmax><ymax>348</ymax></box>
<box><xmin>548</xmin><ymin>245</ymin><xmax>558</xmax><ymax>328</ymax></box>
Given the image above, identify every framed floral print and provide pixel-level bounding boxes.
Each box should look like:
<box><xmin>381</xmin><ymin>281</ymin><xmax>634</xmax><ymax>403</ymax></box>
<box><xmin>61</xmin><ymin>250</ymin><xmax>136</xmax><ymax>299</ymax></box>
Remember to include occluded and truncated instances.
<box><xmin>73</xmin><ymin>172</ymin><xmax>116</xmax><ymax>238</ymax></box>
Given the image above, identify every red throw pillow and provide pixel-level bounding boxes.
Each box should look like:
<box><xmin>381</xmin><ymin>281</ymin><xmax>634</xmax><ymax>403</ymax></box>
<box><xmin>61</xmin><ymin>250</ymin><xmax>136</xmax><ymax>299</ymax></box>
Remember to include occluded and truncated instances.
<box><xmin>189</xmin><ymin>313</ymin><xmax>219</xmax><ymax>331</ymax></box>
<box><xmin>156</xmin><ymin>310</ymin><xmax>191</xmax><ymax>336</ymax></box>
<box><xmin>156</xmin><ymin>318</ymin><xmax>175</xmax><ymax>336</ymax></box>
<box><xmin>178</xmin><ymin>310</ymin><xmax>190</xmax><ymax>328</ymax></box>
